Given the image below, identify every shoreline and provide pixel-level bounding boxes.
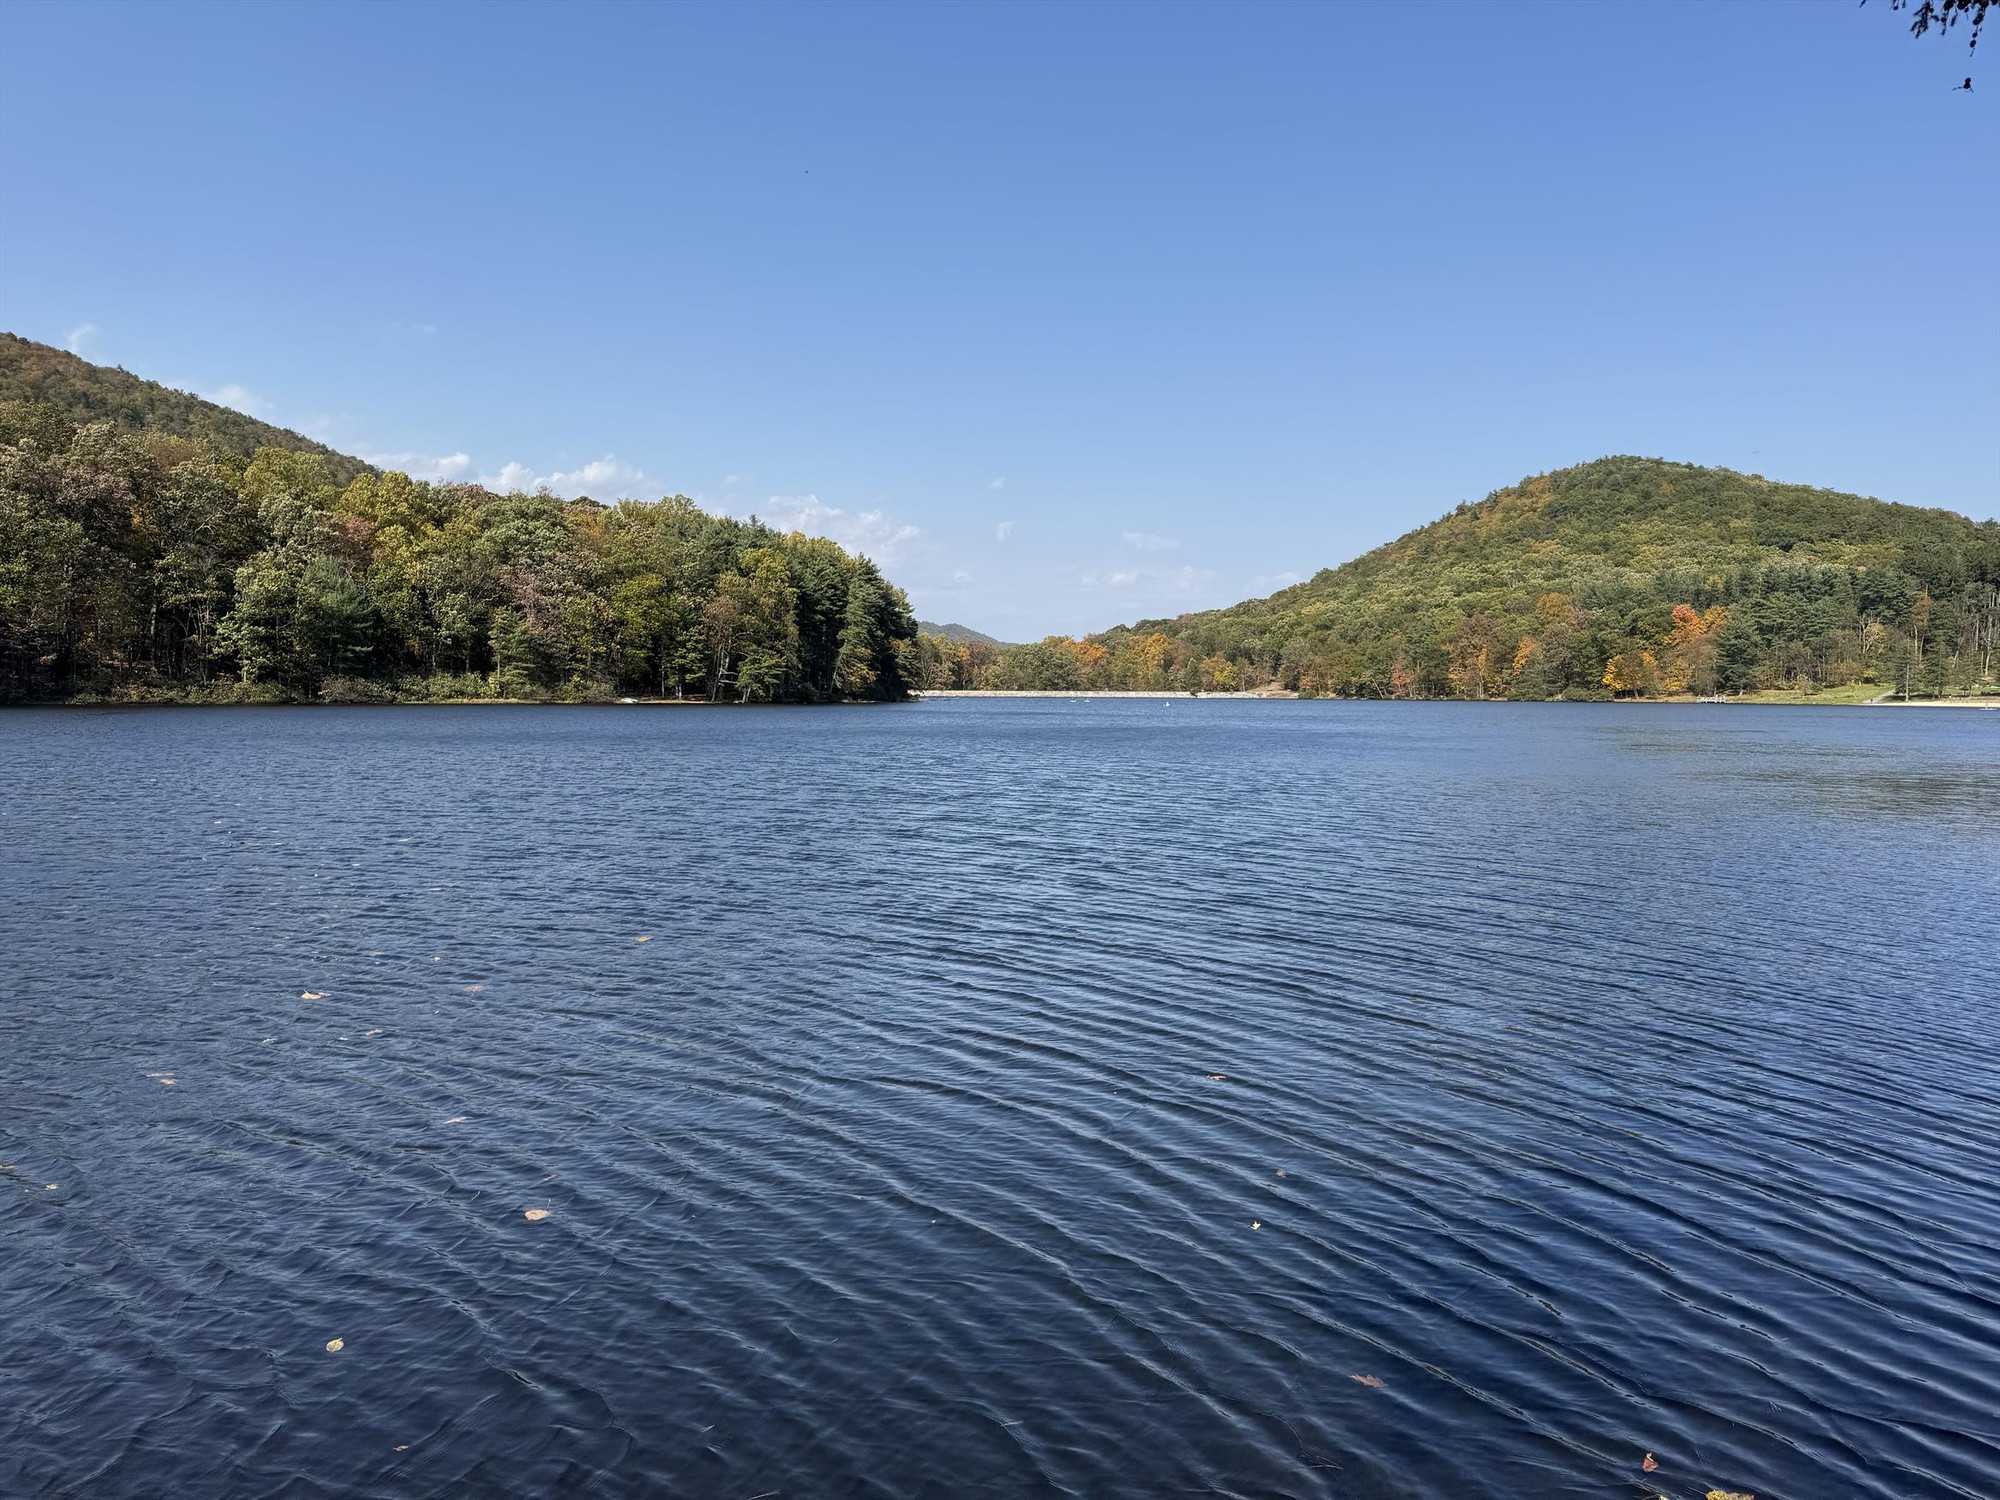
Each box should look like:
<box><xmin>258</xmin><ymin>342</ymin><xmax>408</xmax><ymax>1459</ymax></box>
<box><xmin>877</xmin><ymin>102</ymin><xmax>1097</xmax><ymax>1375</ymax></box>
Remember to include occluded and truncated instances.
<box><xmin>8</xmin><ymin>690</ymin><xmax>1996</xmax><ymax>711</ymax></box>
<box><xmin>916</xmin><ymin>689</ymin><xmax>1293</xmax><ymax>700</ymax></box>
<box><xmin>916</xmin><ymin>690</ymin><xmax>2000</xmax><ymax>707</ymax></box>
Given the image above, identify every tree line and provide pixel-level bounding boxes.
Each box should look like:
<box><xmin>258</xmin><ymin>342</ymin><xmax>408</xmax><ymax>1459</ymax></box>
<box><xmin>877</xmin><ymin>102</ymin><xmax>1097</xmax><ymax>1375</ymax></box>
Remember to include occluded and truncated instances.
<box><xmin>0</xmin><ymin>402</ymin><xmax>918</xmax><ymax>704</ymax></box>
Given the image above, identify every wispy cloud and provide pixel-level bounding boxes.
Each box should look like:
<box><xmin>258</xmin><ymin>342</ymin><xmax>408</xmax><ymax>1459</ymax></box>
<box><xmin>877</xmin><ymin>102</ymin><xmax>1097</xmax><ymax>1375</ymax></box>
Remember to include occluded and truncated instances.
<box><xmin>995</xmin><ymin>520</ymin><xmax>1015</xmax><ymax>542</ymax></box>
<box><xmin>486</xmin><ymin>455</ymin><xmax>649</xmax><ymax>498</ymax></box>
<box><xmin>64</xmin><ymin>323</ymin><xmax>98</xmax><ymax>357</ymax></box>
<box><xmin>361</xmin><ymin>449</ymin><xmax>650</xmax><ymax>498</ymax></box>
<box><xmin>1122</xmin><ymin>530</ymin><xmax>1180</xmax><ymax>551</ymax></box>
<box><xmin>388</xmin><ymin>320</ymin><xmax>439</xmax><ymax>336</ymax></box>
<box><xmin>989</xmin><ymin>476</ymin><xmax>1007</xmax><ymax>490</ymax></box>
<box><xmin>1078</xmin><ymin>563</ymin><xmax>1214</xmax><ymax>594</ymax></box>
<box><xmin>364</xmin><ymin>450</ymin><xmax>476</xmax><ymax>484</ymax></box>
<box><xmin>204</xmin><ymin>383</ymin><xmax>271</xmax><ymax>418</ymax></box>
<box><xmin>752</xmin><ymin>493</ymin><xmax>920</xmax><ymax>561</ymax></box>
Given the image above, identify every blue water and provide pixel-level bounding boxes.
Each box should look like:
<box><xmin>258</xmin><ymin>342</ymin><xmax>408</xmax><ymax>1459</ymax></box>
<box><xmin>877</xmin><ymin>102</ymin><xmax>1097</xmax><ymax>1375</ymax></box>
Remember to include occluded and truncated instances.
<box><xmin>2</xmin><ymin>700</ymin><xmax>1996</xmax><ymax>1500</ymax></box>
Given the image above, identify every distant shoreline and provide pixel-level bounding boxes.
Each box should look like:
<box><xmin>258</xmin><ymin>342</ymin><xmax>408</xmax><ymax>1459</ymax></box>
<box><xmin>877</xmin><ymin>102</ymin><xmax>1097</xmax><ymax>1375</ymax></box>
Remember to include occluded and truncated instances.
<box><xmin>914</xmin><ymin>690</ymin><xmax>2000</xmax><ymax>708</ymax></box>
<box><xmin>917</xmin><ymin>689</ymin><xmax>1292</xmax><ymax>700</ymax></box>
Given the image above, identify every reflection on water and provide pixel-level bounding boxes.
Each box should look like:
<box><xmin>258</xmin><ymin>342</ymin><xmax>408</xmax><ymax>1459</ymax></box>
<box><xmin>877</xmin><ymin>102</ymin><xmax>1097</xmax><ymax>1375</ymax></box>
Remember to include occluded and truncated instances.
<box><xmin>1</xmin><ymin>701</ymin><xmax>1996</xmax><ymax>1499</ymax></box>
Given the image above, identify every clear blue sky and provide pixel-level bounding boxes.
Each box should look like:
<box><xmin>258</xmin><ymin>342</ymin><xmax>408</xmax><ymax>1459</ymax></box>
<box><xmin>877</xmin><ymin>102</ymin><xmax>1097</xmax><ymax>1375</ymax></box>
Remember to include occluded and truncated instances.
<box><xmin>3</xmin><ymin>1</ymin><xmax>1994</xmax><ymax>639</ymax></box>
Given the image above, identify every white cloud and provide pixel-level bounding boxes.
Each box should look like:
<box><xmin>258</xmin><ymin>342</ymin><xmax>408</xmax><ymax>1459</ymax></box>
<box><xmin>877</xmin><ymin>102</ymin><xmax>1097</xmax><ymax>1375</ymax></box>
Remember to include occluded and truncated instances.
<box><xmin>357</xmin><ymin>448</ymin><xmax>650</xmax><ymax>498</ymax></box>
<box><xmin>990</xmin><ymin>476</ymin><xmax>1006</xmax><ymax>490</ymax></box>
<box><xmin>204</xmin><ymin>383</ymin><xmax>271</xmax><ymax>417</ymax></box>
<box><xmin>364</xmin><ymin>450</ymin><xmax>476</xmax><ymax>484</ymax></box>
<box><xmin>1081</xmin><ymin>568</ymin><xmax>1141</xmax><ymax>587</ymax></box>
<box><xmin>751</xmin><ymin>493</ymin><xmax>920</xmax><ymax>560</ymax></box>
<box><xmin>482</xmin><ymin>455</ymin><xmax>650</xmax><ymax>498</ymax></box>
<box><xmin>1122</xmin><ymin>530</ymin><xmax>1180</xmax><ymax>551</ymax></box>
<box><xmin>64</xmin><ymin>323</ymin><xmax>98</xmax><ymax>357</ymax></box>
<box><xmin>995</xmin><ymin>520</ymin><xmax>1015</xmax><ymax>542</ymax></box>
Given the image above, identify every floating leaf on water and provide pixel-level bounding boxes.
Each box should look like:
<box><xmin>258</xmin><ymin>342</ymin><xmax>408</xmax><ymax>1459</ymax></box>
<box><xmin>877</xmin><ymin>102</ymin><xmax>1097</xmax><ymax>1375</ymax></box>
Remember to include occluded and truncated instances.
<box><xmin>443</xmin><ymin>1116</ymin><xmax>467</xmax><ymax>1124</ymax></box>
<box><xmin>464</xmin><ymin>985</ymin><xmax>484</xmax><ymax>992</ymax></box>
<box><xmin>1350</xmin><ymin>1374</ymin><xmax>1384</xmax><ymax>1388</ymax></box>
<box><xmin>634</xmin><ymin>935</ymin><xmax>652</xmax><ymax>943</ymax></box>
<box><xmin>301</xmin><ymin>991</ymin><xmax>327</xmax><ymax>1001</ymax></box>
<box><xmin>325</xmin><ymin>1338</ymin><xmax>344</xmax><ymax>1352</ymax></box>
<box><xmin>524</xmin><ymin>1208</ymin><xmax>550</xmax><ymax>1221</ymax></box>
<box><xmin>394</xmin><ymin>1444</ymin><xmax>408</xmax><ymax>1451</ymax></box>
<box><xmin>45</xmin><ymin>1183</ymin><xmax>58</xmax><ymax>1191</ymax></box>
<box><xmin>159</xmin><ymin>1078</ymin><xmax>176</xmax><ymax>1086</ymax></box>
<box><xmin>1275</xmin><ymin>1169</ymin><xmax>1286</xmax><ymax>1177</ymax></box>
<box><xmin>1203</xmin><ymin>1073</ymin><xmax>1226</xmax><ymax>1081</ymax></box>
<box><xmin>1706</xmin><ymin>1492</ymin><xmax>1753</xmax><ymax>1500</ymax></box>
<box><xmin>364</xmin><ymin>1029</ymin><xmax>382</xmax><ymax>1037</ymax></box>
<box><xmin>1251</xmin><ymin>1220</ymin><xmax>1262</xmax><ymax>1229</ymax></box>
<box><xmin>1643</xmin><ymin>1453</ymin><xmax>1658</xmax><ymax>1472</ymax></box>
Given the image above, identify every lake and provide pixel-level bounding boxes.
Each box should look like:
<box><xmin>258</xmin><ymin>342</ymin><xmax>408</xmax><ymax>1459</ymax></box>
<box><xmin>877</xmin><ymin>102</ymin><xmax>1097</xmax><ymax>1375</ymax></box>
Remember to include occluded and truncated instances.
<box><xmin>2</xmin><ymin>700</ymin><xmax>1996</xmax><ymax>1499</ymax></box>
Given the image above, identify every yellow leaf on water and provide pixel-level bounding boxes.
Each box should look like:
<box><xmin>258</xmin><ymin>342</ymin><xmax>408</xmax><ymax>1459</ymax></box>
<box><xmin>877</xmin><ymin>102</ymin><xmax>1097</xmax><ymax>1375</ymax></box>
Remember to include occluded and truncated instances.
<box><xmin>301</xmin><ymin>991</ymin><xmax>326</xmax><ymax>1000</ymax></box>
<box><xmin>524</xmin><ymin>1208</ymin><xmax>550</xmax><ymax>1221</ymax></box>
<box><xmin>1350</xmin><ymin>1374</ymin><xmax>1385</xmax><ymax>1388</ymax></box>
<box><xmin>634</xmin><ymin>935</ymin><xmax>652</xmax><ymax>943</ymax></box>
<box><xmin>45</xmin><ymin>1183</ymin><xmax>58</xmax><ymax>1191</ymax></box>
<box><xmin>159</xmin><ymin>1078</ymin><xmax>176</xmax><ymax>1086</ymax></box>
<box><xmin>1705</xmin><ymin>1492</ymin><xmax>1753</xmax><ymax>1500</ymax></box>
<box><xmin>325</xmin><ymin>1338</ymin><xmax>344</xmax><ymax>1353</ymax></box>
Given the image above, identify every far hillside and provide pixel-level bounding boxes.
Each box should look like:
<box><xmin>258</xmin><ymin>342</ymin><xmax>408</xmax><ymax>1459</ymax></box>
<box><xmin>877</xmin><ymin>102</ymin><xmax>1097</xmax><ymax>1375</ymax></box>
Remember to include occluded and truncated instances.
<box><xmin>0</xmin><ymin>332</ymin><xmax>372</xmax><ymax>486</ymax></box>
<box><xmin>916</xmin><ymin>619</ymin><xmax>1009</xmax><ymax>647</ymax></box>
<box><xmin>934</xmin><ymin>458</ymin><xmax>1999</xmax><ymax>699</ymax></box>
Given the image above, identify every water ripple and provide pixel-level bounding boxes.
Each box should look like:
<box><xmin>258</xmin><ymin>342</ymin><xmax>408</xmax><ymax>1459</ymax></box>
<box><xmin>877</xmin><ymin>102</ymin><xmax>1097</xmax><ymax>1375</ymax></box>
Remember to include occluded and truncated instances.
<box><xmin>2</xmin><ymin>700</ymin><xmax>1996</xmax><ymax>1499</ymax></box>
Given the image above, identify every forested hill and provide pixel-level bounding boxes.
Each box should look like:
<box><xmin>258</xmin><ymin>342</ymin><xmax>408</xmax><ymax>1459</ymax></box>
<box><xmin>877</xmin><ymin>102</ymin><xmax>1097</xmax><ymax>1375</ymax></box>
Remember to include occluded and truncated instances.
<box><xmin>0</xmin><ymin>333</ymin><xmax>372</xmax><ymax>486</ymax></box>
<box><xmin>1</xmin><ymin>371</ymin><xmax>918</xmax><ymax>706</ymax></box>
<box><xmin>929</xmin><ymin>458</ymin><xmax>1998</xmax><ymax>698</ymax></box>
<box><xmin>916</xmin><ymin>620</ymin><xmax>1008</xmax><ymax>646</ymax></box>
